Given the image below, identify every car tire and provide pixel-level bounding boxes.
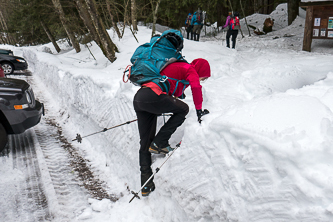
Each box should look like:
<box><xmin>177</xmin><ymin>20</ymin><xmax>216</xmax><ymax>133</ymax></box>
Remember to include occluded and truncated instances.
<box><xmin>1</xmin><ymin>62</ymin><xmax>14</xmax><ymax>74</ymax></box>
<box><xmin>0</xmin><ymin>123</ymin><xmax>8</xmax><ymax>152</ymax></box>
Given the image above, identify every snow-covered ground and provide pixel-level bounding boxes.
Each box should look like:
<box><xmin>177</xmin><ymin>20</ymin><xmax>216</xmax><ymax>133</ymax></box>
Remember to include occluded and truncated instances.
<box><xmin>2</xmin><ymin>4</ymin><xmax>333</xmax><ymax>221</ymax></box>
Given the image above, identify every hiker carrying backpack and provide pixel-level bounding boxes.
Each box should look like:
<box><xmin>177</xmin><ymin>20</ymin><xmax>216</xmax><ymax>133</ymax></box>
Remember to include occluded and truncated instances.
<box><xmin>222</xmin><ymin>11</ymin><xmax>241</xmax><ymax>48</ymax></box>
<box><xmin>185</xmin><ymin>13</ymin><xmax>193</xmax><ymax>40</ymax></box>
<box><xmin>191</xmin><ymin>9</ymin><xmax>204</xmax><ymax>41</ymax></box>
<box><xmin>229</xmin><ymin>14</ymin><xmax>240</xmax><ymax>30</ymax></box>
<box><xmin>124</xmin><ymin>29</ymin><xmax>188</xmax><ymax>94</ymax></box>
<box><xmin>185</xmin><ymin>13</ymin><xmax>192</xmax><ymax>27</ymax></box>
<box><xmin>126</xmin><ymin>29</ymin><xmax>212</xmax><ymax>197</ymax></box>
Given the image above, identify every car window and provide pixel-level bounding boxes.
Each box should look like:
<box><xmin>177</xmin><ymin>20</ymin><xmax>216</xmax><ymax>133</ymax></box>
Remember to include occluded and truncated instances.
<box><xmin>0</xmin><ymin>49</ymin><xmax>13</xmax><ymax>56</ymax></box>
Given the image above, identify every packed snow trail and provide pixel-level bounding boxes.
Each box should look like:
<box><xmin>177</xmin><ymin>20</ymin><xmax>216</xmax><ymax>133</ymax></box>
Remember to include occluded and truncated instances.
<box><xmin>3</xmin><ymin>7</ymin><xmax>333</xmax><ymax>220</ymax></box>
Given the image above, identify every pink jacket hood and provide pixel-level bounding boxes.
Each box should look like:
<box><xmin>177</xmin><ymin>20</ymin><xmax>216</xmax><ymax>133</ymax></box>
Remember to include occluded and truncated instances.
<box><xmin>190</xmin><ymin>58</ymin><xmax>211</xmax><ymax>78</ymax></box>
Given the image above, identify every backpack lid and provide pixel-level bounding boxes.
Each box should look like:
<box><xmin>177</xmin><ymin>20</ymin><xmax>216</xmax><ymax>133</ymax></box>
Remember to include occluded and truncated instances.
<box><xmin>150</xmin><ymin>34</ymin><xmax>161</xmax><ymax>43</ymax></box>
<box><xmin>160</xmin><ymin>29</ymin><xmax>184</xmax><ymax>52</ymax></box>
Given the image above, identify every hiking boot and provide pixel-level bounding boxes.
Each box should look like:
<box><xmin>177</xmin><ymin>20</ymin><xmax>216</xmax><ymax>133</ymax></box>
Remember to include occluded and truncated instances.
<box><xmin>142</xmin><ymin>184</ymin><xmax>155</xmax><ymax>197</ymax></box>
<box><xmin>149</xmin><ymin>142</ymin><xmax>174</xmax><ymax>154</ymax></box>
<box><xmin>141</xmin><ymin>172</ymin><xmax>155</xmax><ymax>197</ymax></box>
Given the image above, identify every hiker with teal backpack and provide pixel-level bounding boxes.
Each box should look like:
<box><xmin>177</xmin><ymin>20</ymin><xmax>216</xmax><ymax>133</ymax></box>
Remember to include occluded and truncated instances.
<box><xmin>223</xmin><ymin>11</ymin><xmax>241</xmax><ymax>48</ymax></box>
<box><xmin>125</xmin><ymin>30</ymin><xmax>211</xmax><ymax>197</ymax></box>
<box><xmin>191</xmin><ymin>8</ymin><xmax>204</xmax><ymax>41</ymax></box>
<box><xmin>185</xmin><ymin>13</ymin><xmax>193</xmax><ymax>40</ymax></box>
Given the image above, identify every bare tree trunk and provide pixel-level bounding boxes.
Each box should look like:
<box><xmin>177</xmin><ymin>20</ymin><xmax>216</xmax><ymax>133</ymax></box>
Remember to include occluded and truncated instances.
<box><xmin>84</xmin><ymin>0</ymin><xmax>118</xmax><ymax>62</ymax></box>
<box><xmin>0</xmin><ymin>36</ymin><xmax>5</xmax><ymax>44</ymax></box>
<box><xmin>288</xmin><ymin>0</ymin><xmax>300</xmax><ymax>25</ymax></box>
<box><xmin>263</xmin><ymin>0</ymin><xmax>268</xmax><ymax>14</ymax></box>
<box><xmin>240</xmin><ymin>0</ymin><xmax>251</xmax><ymax>36</ymax></box>
<box><xmin>75</xmin><ymin>0</ymin><xmax>98</xmax><ymax>40</ymax></box>
<box><xmin>253</xmin><ymin>0</ymin><xmax>258</xmax><ymax>13</ymax></box>
<box><xmin>131</xmin><ymin>0</ymin><xmax>138</xmax><ymax>31</ymax></box>
<box><xmin>52</xmin><ymin>0</ymin><xmax>81</xmax><ymax>52</ymax></box>
<box><xmin>106</xmin><ymin>0</ymin><xmax>122</xmax><ymax>39</ymax></box>
<box><xmin>120</xmin><ymin>0</ymin><xmax>139</xmax><ymax>42</ymax></box>
<box><xmin>40</xmin><ymin>20</ymin><xmax>61</xmax><ymax>53</ymax></box>
<box><xmin>121</xmin><ymin>0</ymin><xmax>130</xmax><ymax>37</ymax></box>
<box><xmin>0</xmin><ymin>10</ymin><xmax>13</xmax><ymax>45</ymax></box>
<box><xmin>75</xmin><ymin>0</ymin><xmax>114</xmax><ymax>60</ymax></box>
<box><xmin>150</xmin><ymin>0</ymin><xmax>162</xmax><ymax>37</ymax></box>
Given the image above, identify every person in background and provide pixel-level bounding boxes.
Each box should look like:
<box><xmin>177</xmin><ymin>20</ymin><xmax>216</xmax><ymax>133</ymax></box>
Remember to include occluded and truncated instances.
<box><xmin>185</xmin><ymin>13</ymin><xmax>193</xmax><ymax>40</ymax></box>
<box><xmin>191</xmin><ymin>8</ymin><xmax>204</xmax><ymax>41</ymax></box>
<box><xmin>133</xmin><ymin>58</ymin><xmax>211</xmax><ymax>197</ymax></box>
<box><xmin>223</xmin><ymin>11</ymin><xmax>241</xmax><ymax>49</ymax></box>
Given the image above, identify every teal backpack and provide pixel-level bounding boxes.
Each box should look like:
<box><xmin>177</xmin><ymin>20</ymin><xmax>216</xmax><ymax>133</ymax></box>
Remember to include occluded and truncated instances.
<box><xmin>123</xmin><ymin>29</ymin><xmax>189</xmax><ymax>94</ymax></box>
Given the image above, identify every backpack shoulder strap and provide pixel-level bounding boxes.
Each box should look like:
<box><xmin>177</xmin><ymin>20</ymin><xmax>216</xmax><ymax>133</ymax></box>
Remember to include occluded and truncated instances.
<box><xmin>162</xmin><ymin>59</ymin><xmax>190</xmax><ymax>96</ymax></box>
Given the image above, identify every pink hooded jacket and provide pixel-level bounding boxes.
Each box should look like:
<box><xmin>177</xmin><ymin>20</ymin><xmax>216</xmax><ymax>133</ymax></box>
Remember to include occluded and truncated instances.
<box><xmin>143</xmin><ymin>58</ymin><xmax>211</xmax><ymax>110</ymax></box>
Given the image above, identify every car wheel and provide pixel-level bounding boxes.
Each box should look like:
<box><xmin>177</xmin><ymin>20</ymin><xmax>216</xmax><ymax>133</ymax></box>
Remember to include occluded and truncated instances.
<box><xmin>0</xmin><ymin>123</ymin><xmax>8</xmax><ymax>152</ymax></box>
<box><xmin>1</xmin><ymin>62</ymin><xmax>14</xmax><ymax>74</ymax></box>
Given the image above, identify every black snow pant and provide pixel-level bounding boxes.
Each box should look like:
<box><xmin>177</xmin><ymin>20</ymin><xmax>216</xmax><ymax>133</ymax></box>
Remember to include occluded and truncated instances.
<box><xmin>226</xmin><ymin>29</ymin><xmax>238</xmax><ymax>48</ymax></box>
<box><xmin>186</xmin><ymin>25</ymin><xmax>193</xmax><ymax>40</ymax></box>
<box><xmin>133</xmin><ymin>87</ymin><xmax>189</xmax><ymax>186</ymax></box>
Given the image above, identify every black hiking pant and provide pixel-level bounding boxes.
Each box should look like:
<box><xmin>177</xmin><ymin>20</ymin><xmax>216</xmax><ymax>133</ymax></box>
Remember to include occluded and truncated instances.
<box><xmin>226</xmin><ymin>29</ymin><xmax>238</xmax><ymax>48</ymax></box>
<box><xmin>186</xmin><ymin>25</ymin><xmax>193</xmax><ymax>40</ymax></box>
<box><xmin>133</xmin><ymin>87</ymin><xmax>189</xmax><ymax>184</ymax></box>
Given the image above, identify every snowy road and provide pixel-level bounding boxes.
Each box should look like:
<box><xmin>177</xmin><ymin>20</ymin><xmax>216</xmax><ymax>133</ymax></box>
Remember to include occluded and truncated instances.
<box><xmin>0</xmin><ymin>72</ymin><xmax>116</xmax><ymax>222</ymax></box>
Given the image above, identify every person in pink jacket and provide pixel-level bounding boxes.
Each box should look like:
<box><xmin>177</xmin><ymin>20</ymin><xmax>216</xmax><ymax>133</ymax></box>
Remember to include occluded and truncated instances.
<box><xmin>133</xmin><ymin>58</ymin><xmax>211</xmax><ymax>196</ymax></box>
<box><xmin>223</xmin><ymin>11</ymin><xmax>241</xmax><ymax>48</ymax></box>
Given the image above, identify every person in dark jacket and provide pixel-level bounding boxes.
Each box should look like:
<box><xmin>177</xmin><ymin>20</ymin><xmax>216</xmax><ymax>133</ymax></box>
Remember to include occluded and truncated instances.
<box><xmin>133</xmin><ymin>58</ymin><xmax>211</xmax><ymax>196</ymax></box>
<box><xmin>185</xmin><ymin>13</ymin><xmax>193</xmax><ymax>40</ymax></box>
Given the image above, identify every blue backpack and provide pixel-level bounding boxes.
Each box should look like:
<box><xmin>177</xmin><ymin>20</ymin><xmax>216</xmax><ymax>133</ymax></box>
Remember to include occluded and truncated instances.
<box><xmin>123</xmin><ymin>29</ymin><xmax>189</xmax><ymax>94</ymax></box>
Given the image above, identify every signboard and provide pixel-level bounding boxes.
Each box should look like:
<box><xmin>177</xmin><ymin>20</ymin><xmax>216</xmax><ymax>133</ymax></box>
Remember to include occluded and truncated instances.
<box><xmin>302</xmin><ymin>4</ymin><xmax>333</xmax><ymax>52</ymax></box>
<box><xmin>313</xmin><ymin>29</ymin><xmax>319</xmax><ymax>36</ymax></box>
<box><xmin>328</xmin><ymin>17</ymin><xmax>333</xmax><ymax>29</ymax></box>
<box><xmin>314</xmin><ymin>18</ymin><xmax>321</xmax><ymax>26</ymax></box>
<box><xmin>328</xmin><ymin>31</ymin><xmax>333</xmax><ymax>37</ymax></box>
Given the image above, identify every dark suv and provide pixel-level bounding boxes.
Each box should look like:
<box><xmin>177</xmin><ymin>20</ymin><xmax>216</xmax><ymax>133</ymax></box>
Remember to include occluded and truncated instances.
<box><xmin>0</xmin><ymin>54</ymin><xmax>28</xmax><ymax>75</ymax></box>
<box><xmin>0</xmin><ymin>78</ymin><xmax>44</xmax><ymax>151</ymax></box>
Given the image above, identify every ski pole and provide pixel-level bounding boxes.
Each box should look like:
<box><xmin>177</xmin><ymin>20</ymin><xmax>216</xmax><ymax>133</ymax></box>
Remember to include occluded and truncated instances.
<box><xmin>72</xmin><ymin>119</ymin><xmax>138</xmax><ymax>143</ymax></box>
<box><xmin>72</xmin><ymin>114</ymin><xmax>173</xmax><ymax>143</ymax></box>
<box><xmin>129</xmin><ymin>141</ymin><xmax>182</xmax><ymax>203</ymax></box>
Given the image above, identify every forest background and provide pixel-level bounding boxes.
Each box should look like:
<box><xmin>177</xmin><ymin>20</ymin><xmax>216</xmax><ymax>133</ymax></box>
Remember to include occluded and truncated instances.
<box><xmin>0</xmin><ymin>0</ymin><xmax>300</xmax><ymax>62</ymax></box>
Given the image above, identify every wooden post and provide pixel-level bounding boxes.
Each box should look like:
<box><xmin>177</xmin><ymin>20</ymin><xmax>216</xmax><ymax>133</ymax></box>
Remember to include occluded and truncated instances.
<box><xmin>302</xmin><ymin>6</ymin><xmax>314</xmax><ymax>52</ymax></box>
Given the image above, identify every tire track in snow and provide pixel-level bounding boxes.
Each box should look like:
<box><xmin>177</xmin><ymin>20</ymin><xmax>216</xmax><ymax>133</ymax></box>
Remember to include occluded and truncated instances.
<box><xmin>34</xmin><ymin>122</ymin><xmax>91</xmax><ymax>220</ymax></box>
<box><xmin>0</xmin><ymin>131</ymin><xmax>51</xmax><ymax>222</ymax></box>
<box><xmin>5</xmin><ymin>72</ymin><xmax>119</xmax><ymax>221</ymax></box>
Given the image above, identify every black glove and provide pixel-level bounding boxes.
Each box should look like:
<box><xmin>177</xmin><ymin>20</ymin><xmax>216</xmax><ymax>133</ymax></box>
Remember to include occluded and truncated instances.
<box><xmin>196</xmin><ymin>109</ymin><xmax>210</xmax><ymax>123</ymax></box>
